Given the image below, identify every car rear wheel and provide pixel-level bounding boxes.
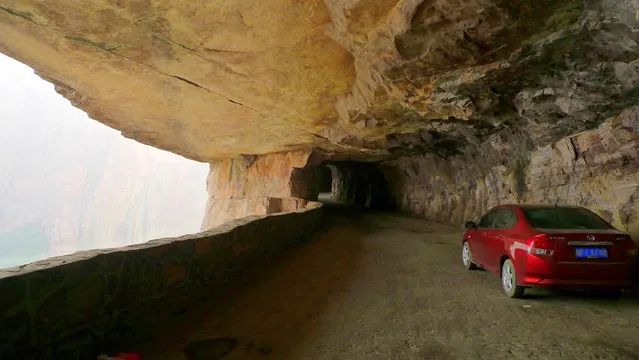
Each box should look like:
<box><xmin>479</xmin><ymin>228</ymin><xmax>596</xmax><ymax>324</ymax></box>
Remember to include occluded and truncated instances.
<box><xmin>501</xmin><ymin>259</ymin><xmax>525</xmax><ymax>298</ymax></box>
<box><xmin>462</xmin><ymin>241</ymin><xmax>478</xmax><ymax>270</ymax></box>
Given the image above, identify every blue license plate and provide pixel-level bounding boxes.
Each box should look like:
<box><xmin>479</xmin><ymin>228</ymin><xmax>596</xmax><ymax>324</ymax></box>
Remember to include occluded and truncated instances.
<box><xmin>575</xmin><ymin>247</ymin><xmax>608</xmax><ymax>259</ymax></box>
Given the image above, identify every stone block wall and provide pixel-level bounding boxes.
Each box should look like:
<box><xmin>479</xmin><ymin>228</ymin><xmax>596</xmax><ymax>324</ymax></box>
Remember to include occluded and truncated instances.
<box><xmin>0</xmin><ymin>202</ymin><xmax>323</xmax><ymax>359</ymax></box>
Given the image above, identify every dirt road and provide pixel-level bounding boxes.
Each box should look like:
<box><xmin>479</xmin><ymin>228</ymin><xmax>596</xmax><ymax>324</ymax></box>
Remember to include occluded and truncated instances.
<box><xmin>138</xmin><ymin>209</ymin><xmax>639</xmax><ymax>360</ymax></box>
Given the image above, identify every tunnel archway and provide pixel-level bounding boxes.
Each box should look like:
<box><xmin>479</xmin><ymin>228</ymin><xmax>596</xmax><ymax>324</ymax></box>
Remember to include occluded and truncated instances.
<box><xmin>279</xmin><ymin>153</ymin><xmax>396</xmax><ymax>212</ymax></box>
<box><xmin>324</xmin><ymin>161</ymin><xmax>395</xmax><ymax>211</ymax></box>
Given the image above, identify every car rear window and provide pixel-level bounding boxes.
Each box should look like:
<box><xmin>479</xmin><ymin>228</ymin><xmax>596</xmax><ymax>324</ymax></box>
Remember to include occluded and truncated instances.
<box><xmin>523</xmin><ymin>207</ymin><xmax>613</xmax><ymax>230</ymax></box>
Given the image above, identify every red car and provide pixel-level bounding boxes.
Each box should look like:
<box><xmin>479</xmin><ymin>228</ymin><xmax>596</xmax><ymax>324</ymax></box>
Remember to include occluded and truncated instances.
<box><xmin>462</xmin><ymin>204</ymin><xmax>638</xmax><ymax>298</ymax></box>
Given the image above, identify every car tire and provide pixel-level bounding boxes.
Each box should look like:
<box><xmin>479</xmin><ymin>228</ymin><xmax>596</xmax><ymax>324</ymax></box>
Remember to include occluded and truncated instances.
<box><xmin>462</xmin><ymin>241</ymin><xmax>478</xmax><ymax>270</ymax></box>
<box><xmin>501</xmin><ymin>259</ymin><xmax>525</xmax><ymax>298</ymax></box>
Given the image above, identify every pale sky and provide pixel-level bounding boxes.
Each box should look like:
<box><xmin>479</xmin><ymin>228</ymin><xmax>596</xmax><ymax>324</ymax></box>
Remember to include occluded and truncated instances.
<box><xmin>0</xmin><ymin>52</ymin><xmax>210</xmax><ymax>268</ymax></box>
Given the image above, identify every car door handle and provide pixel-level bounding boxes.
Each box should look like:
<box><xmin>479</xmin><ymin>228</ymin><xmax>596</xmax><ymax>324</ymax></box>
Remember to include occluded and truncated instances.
<box><xmin>497</xmin><ymin>234</ymin><xmax>506</xmax><ymax>239</ymax></box>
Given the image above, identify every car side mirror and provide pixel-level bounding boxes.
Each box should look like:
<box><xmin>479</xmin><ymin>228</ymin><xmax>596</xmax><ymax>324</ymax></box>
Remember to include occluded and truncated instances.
<box><xmin>464</xmin><ymin>221</ymin><xmax>476</xmax><ymax>229</ymax></box>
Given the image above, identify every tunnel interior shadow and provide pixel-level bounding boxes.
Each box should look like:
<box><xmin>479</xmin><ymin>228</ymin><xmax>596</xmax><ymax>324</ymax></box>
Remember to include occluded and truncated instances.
<box><xmin>318</xmin><ymin>160</ymin><xmax>396</xmax><ymax>212</ymax></box>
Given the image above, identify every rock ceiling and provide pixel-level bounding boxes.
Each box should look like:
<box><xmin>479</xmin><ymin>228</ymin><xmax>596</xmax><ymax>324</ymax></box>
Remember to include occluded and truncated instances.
<box><xmin>0</xmin><ymin>0</ymin><xmax>638</xmax><ymax>162</ymax></box>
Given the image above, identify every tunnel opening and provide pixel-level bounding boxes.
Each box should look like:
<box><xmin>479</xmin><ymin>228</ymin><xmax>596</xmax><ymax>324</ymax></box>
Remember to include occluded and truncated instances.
<box><xmin>317</xmin><ymin>161</ymin><xmax>395</xmax><ymax>211</ymax></box>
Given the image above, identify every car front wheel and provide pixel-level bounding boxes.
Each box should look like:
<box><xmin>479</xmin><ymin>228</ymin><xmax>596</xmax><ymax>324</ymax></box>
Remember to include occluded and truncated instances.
<box><xmin>501</xmin><ymin>259</ymin><xmax>525</xmax><ymax>298</ymax></box>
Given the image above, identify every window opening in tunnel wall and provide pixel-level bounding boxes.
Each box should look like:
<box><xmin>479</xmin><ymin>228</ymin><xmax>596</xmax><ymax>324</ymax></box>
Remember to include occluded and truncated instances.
<box><xmin>317</xmin><ymin>165</ymin><xmax>334</xmax><ymax>202</ymax></box>
<box><xmin>0</xmin><ymin>53</ymin><xmax>210</xmax><ymax>269</ymax></box>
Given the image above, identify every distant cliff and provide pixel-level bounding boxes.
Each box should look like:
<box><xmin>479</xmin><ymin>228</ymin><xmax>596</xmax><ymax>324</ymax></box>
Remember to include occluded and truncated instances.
<box><xmin>0</xmin><ymin>54</ymin><xmax>209</xmax><ymax>268</ymax></box>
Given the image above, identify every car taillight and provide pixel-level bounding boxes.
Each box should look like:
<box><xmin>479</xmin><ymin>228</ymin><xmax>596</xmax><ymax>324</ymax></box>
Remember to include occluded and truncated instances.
<box><xmin>625</xmin><ymin>238</ymin><xmax>638</xmax><ymax>257</ymax></box>
<box><xmin>616</xmin><ymin>236</ymin><xmax>631</xmax><ymax>241</ymax></box>
<box><xmin>614</xmin><ymin>235</ymin><xmax>638</xmax><ymax>255</ymax></box>
<box><xmin>528</xmin><ymin>235</ymin><xmax>555</xmax><ymax>256</ymax></box>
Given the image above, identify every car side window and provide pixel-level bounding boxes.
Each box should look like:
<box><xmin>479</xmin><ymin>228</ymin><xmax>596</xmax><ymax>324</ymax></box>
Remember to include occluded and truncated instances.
<box><xmin>477</xmin><ymin>210</ymin><xmax>499</xmax><ymax>228</ymax></box>
<box><xmin>506</xmin><ymin>210</ymin><xmax>518</xmax><ymax>228</ymax></box>
<box><xmin>492</xmin><ymin>209</ymin><xmax>517</xmax><ymax>230</ymax></box>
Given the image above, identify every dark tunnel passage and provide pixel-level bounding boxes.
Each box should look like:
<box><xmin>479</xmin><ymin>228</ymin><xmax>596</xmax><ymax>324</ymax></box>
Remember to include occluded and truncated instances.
<box><xmin>317</xmin><ymin>161</ymin><xmax>395</xmax><ymax>211</ymax></box>
<box><xmin>296</xmin><ymin>158</ymin><xmax>397</xmax><ymax>211</ymax></box>
<box><xmin>318</xmin><ymin>165</ymin><xmax>333</xmax><ymax>194</ymax></box>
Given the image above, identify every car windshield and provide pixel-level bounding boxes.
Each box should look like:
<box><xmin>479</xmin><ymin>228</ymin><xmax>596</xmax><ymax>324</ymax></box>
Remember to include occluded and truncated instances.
<box><xmin>523</xmin><ymin>207</ymin><xmax>613</xmax><ymax>230</ymax></box>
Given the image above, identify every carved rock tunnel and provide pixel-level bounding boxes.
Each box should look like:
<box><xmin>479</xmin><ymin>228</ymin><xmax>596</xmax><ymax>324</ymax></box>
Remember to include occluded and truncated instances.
<box><xmin>1</xmin><ymin>0</ymin><xmax>639</xmax><ymax>236</ymax></box>
<box><xmin>2</xmin><ymin>0</ymin><xmax>639</xmax><ymax>358</ymax></box>
<box><xmin>199</xmin><ymin>151</ymin><xmax>402</xmax><ymax>231</ymax></box>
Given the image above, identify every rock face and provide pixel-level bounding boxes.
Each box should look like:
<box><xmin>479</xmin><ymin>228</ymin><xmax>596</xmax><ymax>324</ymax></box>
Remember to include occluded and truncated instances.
<box><xmin>381</xmin><ymin>109</ymin><xmax>639</xmax><ymax>237</ymax></box>
<box><xmin>2</xmin><ymin>0</ymin><xmax>637</xmax><ymax>161</ymax></box>
<box><xmin>201</xmin><ymin>151</ymin><xmax>324</xmax><ymax>229</ymax></box>
<box><xmin>2</xmin><ymin>0</ymin><xmax>639</xmax><ymax>231</ymax></box>
<box><xmin>0</xmin><ymin>0</ymin><xmax>356</xmax><ymax>161</ymax></box>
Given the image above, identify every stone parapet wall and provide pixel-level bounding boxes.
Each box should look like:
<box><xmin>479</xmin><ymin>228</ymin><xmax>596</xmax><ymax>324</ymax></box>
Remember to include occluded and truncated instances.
<box><xmin>201</xmin><ymin>197</ymin><xmax>315</xmax><ymax>230</ymax></box>
<box><xmin>0</xmin><ymin>202</ymin><xmax>323</xmax><ymax>359</ymax></box>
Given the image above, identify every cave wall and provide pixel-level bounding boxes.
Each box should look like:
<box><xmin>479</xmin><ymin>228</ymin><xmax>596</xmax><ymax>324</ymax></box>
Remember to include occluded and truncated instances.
<box><xmin>0</xmin><ymin>203</ymin><xmax>323</xmax><ymax>359</ymax></box>
<box><xmin>381</xmin><ymin>108</ymin><xmax>639</xmax><ymax>237</ymax></box>
<box><xmin>1</xmin><ymin>0</ymin><xmax>638</xmax><ymax>237</ymax></box>
<box><xmin>3</xmin><ymin>0</ymin><xmax>636</xmax><ymax>164</ymax></box>
<box><xmin>201</xmin><ymin>151</ymin><xmax>325</xmax><ymax>230</ymax></box>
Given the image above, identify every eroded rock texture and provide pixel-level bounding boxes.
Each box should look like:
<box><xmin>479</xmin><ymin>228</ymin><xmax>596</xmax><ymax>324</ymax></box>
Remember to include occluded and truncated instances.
<box><xmin>0</xmin><ymin>0</ymin><xmax>635</xmax><ymax>159</ymax></box>
<box><xmin>201</xmin><ymin>151</ymin><xmax>326</xmax><ymax>229</ymax></box>
<box><xmin>1</xmin><ymin>0</ymin><xmax>639</xmax><ymax>229</ymax></box>
<box><xmin>381</xmin><ymin>109</ymin><xmax>639</xmax><ymax>237</ymax></box>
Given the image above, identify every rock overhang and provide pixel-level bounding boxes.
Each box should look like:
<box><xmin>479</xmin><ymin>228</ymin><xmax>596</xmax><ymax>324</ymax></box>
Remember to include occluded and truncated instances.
<box><xmin>0</xmin><ymin>0</ymin><xmax>638</xmax><ymax>163</ymax></box>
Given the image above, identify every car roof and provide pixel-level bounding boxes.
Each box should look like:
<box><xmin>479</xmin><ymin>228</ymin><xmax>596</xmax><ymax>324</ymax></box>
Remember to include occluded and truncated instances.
<box><xmin>497</xmin><ymin>204</ymin><xmax>586</xmax><ymax>210</ymax></box>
